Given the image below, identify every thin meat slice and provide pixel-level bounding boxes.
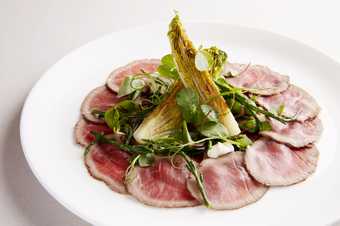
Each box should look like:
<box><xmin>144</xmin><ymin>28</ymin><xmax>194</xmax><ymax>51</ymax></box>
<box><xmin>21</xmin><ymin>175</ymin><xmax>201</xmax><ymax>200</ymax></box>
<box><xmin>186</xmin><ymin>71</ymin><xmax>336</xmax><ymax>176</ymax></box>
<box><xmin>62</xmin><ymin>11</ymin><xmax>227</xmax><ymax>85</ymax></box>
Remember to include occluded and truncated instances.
<box><xmin>81</xmin><ymin>86</ymin><xmax>120</xmax><ymax>123</ymax></box>
<box><xmin>261</xmin><ymin>117</ymin><xmax>323</xmax><ymax>148</ymax></box>
<box><xmin>187</xmin><ymin>152</ymin><xmax>268</xmax><ymax>210</ymax></box>
<box><xmin>106</xmin><ymin>59</ymin><xmax>160</xmax><ymax>93</ymax></box>
<box><xmin>256</xmin><ymin>85</ymin><xmax>320</xmax><ymax>121</ymax></box>
<box><xmin>85</xmin><ymin>143</ymin><xmax>130</xmax><ymax>193</ymax></box>
<box><xmin>74</xmin><ymin>118</ymin><xmax>112</xmax><ymax>146</ymax></box>
<box><xmin>245</xmin><ymin>138</ymin><xmax>319</xmax><ymax>186</ymax></box>
<box><xmin>126</xmin><ymin>156</ymin><xmax>199</xmax><ymax>207</ymax></box>
<box><xmin>224</xmin><ymin>63</ymin><xmax>289</xmax><ymax>95</ymax></box>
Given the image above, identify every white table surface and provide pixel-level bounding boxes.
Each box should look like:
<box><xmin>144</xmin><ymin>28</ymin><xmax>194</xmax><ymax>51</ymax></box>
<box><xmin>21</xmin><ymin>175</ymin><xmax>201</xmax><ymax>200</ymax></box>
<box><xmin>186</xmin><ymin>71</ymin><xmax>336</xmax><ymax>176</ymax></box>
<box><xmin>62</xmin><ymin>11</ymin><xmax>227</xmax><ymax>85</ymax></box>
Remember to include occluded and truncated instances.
<box><xmin>1</xmin><ymin>0</ymin><xmax>340</xmax><ymax>225</ymax></box>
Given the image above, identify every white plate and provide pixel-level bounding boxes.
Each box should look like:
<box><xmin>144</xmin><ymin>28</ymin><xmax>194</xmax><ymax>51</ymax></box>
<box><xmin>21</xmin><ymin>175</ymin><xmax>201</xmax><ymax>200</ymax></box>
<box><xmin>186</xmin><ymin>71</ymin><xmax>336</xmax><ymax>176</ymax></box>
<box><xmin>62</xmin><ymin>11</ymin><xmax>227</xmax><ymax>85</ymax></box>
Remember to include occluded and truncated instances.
<box><xmin>20</xmin><ymin>22</ymin><xmax>340</xmax><ymax>226</ymax></box>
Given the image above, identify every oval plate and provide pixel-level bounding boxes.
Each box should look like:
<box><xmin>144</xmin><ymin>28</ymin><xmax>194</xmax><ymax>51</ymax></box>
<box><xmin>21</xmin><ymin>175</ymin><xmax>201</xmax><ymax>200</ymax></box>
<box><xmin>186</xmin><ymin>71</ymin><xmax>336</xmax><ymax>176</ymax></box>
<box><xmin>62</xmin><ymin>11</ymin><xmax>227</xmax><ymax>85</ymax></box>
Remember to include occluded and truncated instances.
<box><xmin>20</xmin><ymin>22</ymin><xmax>340</xmax><ymax>226</ymax></box>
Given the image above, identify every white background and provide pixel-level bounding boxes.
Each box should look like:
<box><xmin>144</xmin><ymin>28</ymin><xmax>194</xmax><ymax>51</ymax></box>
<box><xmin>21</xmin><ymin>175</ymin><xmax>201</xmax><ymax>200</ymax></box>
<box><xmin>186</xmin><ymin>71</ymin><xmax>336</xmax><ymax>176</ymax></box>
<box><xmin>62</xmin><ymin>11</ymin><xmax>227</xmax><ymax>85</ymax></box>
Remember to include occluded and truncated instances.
<box><xmin>1</xmin><ymin>0</ymin><xmax>340</xmax><ymax>225</ymax></box>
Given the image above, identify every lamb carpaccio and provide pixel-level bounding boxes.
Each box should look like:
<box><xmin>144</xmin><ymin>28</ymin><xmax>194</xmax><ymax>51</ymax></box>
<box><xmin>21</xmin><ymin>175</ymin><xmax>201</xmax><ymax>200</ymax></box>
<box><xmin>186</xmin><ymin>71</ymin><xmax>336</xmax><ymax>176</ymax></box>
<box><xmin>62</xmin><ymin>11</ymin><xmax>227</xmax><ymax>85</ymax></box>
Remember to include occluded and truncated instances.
<box><xmin>74</xmin><ymin>15</ymin><xmax>322</xmax><ymax>210</ymax></box>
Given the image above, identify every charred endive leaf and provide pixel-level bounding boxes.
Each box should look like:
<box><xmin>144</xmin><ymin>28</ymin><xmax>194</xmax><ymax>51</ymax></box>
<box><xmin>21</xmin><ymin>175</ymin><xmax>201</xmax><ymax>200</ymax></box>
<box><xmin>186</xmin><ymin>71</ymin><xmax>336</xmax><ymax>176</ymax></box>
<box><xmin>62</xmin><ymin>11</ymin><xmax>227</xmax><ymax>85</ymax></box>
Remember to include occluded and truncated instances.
<box><xmin>133</xmin><ymin>82</ymin><xmax>183</xmax><ymax>143</ymax></box>
<box><xmin>168</xmin><ymin>15</ymin><xmax>240</xmax><ymax>136</ymax></box>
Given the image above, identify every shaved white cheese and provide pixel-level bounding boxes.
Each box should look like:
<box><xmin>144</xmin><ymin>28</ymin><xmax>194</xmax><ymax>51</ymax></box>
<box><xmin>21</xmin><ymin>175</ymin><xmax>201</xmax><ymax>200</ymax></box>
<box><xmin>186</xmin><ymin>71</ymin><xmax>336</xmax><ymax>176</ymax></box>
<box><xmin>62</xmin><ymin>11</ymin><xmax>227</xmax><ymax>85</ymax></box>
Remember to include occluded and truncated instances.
<box><xmin>195</xmin><ymin>50</ymin><xmax>211</xmax><ymax>71</ymax></box>
<box><xmin>131</xmin><ymin>78</ymin><xmax>145</xmax><ymax>89</ymax></box>
<box><xmin>207</xmin><ymin>142</ymin><xmax>234</xmax><ymax>158</ymax></box>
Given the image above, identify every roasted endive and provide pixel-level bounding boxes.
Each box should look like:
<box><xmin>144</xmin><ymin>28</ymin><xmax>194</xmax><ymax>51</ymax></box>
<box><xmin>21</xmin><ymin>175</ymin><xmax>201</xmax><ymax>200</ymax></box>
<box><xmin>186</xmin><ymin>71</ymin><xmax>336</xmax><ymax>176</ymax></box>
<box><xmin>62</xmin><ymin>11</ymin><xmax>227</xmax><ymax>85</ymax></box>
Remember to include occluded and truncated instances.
<box><xmin>133</xmin><ymin>82</ymin><xmax>183</xmax><ymax>143</ymax></box>
<box><xmin>168</xmin><ymin>15</ymin><xmax>240</xmax><ymax>136</ymax></box>
<box><xmin>134</xmin><ymin>16</ymin><xmax>240</xmax><ymax>142</ymax></box>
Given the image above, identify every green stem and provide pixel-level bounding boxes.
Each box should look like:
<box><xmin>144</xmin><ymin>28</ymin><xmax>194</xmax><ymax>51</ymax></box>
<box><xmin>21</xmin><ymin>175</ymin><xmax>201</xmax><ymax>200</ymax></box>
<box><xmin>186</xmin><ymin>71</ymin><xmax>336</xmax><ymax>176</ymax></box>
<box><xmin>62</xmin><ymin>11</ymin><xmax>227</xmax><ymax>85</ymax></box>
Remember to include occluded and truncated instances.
<box><xmin>125</xmin><ymin>154</ymin><xmax>141</xmax><ymax>183</ymax></box>
<box><xmin>221</xmin><ymin>92</ymin><xmax>291</xmax><ymax>123</ymax></box>
<box><xmin>180</xmin><ymin>152</ymin><xmax>211</xmax><ymax>208</ymax></box>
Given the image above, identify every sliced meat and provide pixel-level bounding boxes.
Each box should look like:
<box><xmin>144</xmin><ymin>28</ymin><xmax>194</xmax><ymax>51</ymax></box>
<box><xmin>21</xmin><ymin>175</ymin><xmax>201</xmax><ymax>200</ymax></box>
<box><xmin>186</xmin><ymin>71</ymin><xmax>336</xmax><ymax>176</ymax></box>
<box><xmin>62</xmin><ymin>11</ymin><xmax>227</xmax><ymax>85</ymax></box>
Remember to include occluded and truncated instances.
<box><xmin>261</xmin><ymin>117</ymin><xmax>322</xmax><ymax>148</ymax></box>
<box><xmin>245</xmin><ymin>138</ymin><xmax>319</xmax><ymax>186</ymax></box>
<box><xmin>81</xmin><ymin>86</ymin><xmax>120</xmax><ymax>123</ymax></box>
<box><xmin>106</xmin><ymin>59</ymin><xmax>160</xmax><ymax>93</ymax></box>
<box><xmin>85</xmin><ymin>143</ymin><xmax>130</xmax><ymax>194</ymax></box>
<box><xmin>224</xmin><ymin>63</ymin><xmax>289</xmax><ymax>95</ymax></box>
<box><xmin>126</xmin><ymin>156</ymin><xmax>199</xmax><ymax>207</ymax></box>
<box><xmin>74</xmin><ymin>118</ymin><xmax>112</xmax><ymax>146</ymax></box>
<box><xmin>256</xmin><ymin>85</ymin><xmax>320</xmax><ymax>121</ymax></box>
<box><xmin>187</xmin><ymin>152</ymin><xmax>268</xmax><ymax>210</ymax></box>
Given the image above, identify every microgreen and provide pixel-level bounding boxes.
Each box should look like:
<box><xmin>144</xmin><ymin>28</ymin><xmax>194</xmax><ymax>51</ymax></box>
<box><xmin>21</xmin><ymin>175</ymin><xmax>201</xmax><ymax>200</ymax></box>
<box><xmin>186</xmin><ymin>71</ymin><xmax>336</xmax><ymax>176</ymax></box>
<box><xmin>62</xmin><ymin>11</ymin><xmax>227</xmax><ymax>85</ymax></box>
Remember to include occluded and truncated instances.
<box><xmin>138</xmin><ymin>153</ymin><xmax>155</xmax><ymax>167</ymax></box>
<box><xmin>258</xmin><ymin>120</ymin><xmax>272</xmax><ymax>132</ymax></box>
<box><xmin>181</xmin><ymin>152</ymin><xmax>211</xmax><ymax>208</ymax></box>
<box><xmin>157</xmin><ymin>54</ymin><xmax>179</xmax><ymax>79</ymax></box>
<box><xmin>125</xmin><ymin>154</ymin><xmax>140</xmax><ymax>183</ymax></box>
<box><xmin>117</xmin><ymin>76</ymin><xmax>136</xmax><ymax>97</ymax></box>
<box><xmin>176</xmin><ymin>88</ymin><xmax>200</xmax><ymax>123</ymax></box>
<box><xmin>230</xmin><ymin>134</ymin><xmax>253</xmax><ymax>150</ymax></box>
<box><xmin>198</xmin><ymin>122</ymin><xmax>229</xmax><ymax>139</ymax></box>
<box><xmin>215</xmin><ymin>76</ymin><xmax>292</xmax><ymax>123</ymax></box>
<box><xmin>104</xmin><ymin>107</ymin><xmax>120</xmax><ymax>132</ymax></box>
<box><xmin>200</xmin><ymin>104</ymin><xmax>218</xmax><ymax>122</ymax></box>
<box><xmin>195</xmin><ymin>47</ymin><xmax>227</xmax><ymax>78</ymax></box>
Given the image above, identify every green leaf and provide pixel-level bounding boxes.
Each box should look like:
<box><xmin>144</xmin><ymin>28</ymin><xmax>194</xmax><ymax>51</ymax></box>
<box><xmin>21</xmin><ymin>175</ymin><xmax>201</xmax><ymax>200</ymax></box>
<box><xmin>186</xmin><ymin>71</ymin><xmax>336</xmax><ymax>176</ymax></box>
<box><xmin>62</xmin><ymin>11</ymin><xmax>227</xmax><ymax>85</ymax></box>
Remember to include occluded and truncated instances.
<box><xmin>176</xmin><ymin>88</ymin><xmax>199</xmax><ymax>108</ymax></box>
<box><xmin>200</xmin><ymin>104</ymin><xmax>218</xmax><ymax>122</ymax></box>
<box><xmin>138</xmin><ymin>153</ymin><xmax>155</xmax><ymax>167</ymax></box>
<box><xmin>104</xmin><ymin>107</ymin><xmax>120</xmax><ymax>132</ymax></box>
<box><xmin>227</xmin><ymin>100</ymin><xmax>245</xmax><ymax>116</ymax></box>
<box><xmin>161</xmin><ymin>54</ymin><xmax>176</xmax><ymax>67</ymax></box>
<box><xmin>198</xmin><ymin>122</ymin><xmax>229</xmax><ymax>138</ymax></box>
<box><xmin>157</xmin><ymin>65</ymin><xmax>179</xmax><ymax>79</ymax></box>
<box><xmin>117</xmin><ymin>76</ymin><xmax>145</xmax><ymax>98</ymax></box>
<box><xmin>157</xmin><ymin>54</ymin><xmax>179</xmax><ymax>79</ymax></box>
<box><xmin>214</xmin><ymin>75</ymin><xmax>233</xmax><ymax>90</ymax></box>
<box><xmin>116</xmin><ymin>100</ymin><xmax>137</xmax><ymax>112</ymax></box>
<box><xmin>231</xmin><ymin>134</ymin><xmax>252</xmax><ymax>150</ymax></box>
<box><xmin>176</xmin><ymin>88</ymin><xmax>200</xmax><ymax>123</ymax></box>
<box><xmin>259</xmin><ymin>120</ymin><xmax>272</xmax><ymax>132</ymax></box>
<box><xmin>196</xmin><ymin>47</ymin><xmax>227</xmax><ymax>77</ymax></box>
<box><xmin>117</xmin><ymin>76</ymin><xmax>135</xmax><ymax>97</ymax></box>
<box><xmin>239</xmin><ymin>117</ymin><xmax>257</xmax><ymax>133</ymax></box>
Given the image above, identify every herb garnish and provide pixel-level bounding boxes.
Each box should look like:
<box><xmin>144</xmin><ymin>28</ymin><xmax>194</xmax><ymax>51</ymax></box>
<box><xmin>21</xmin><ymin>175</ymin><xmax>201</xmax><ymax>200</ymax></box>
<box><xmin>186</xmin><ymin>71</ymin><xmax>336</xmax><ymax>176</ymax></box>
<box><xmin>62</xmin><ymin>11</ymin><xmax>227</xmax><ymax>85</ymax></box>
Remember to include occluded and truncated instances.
<box><xmin>157</xmin><ymin>54</ymin><xmax>179</xmax><ymax>79</ymax></box>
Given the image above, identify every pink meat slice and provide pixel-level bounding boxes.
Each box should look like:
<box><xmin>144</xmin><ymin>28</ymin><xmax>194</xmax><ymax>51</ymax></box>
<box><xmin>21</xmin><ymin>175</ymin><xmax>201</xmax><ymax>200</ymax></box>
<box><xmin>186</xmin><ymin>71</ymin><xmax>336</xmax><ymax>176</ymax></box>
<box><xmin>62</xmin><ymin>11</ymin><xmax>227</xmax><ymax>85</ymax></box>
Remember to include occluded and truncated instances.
<box><xmin>126</xmin><ymin>156</ymin><xmax>200</xmax><ymax>207</ymax></box>
<box><xmin>85</xmin><ymin>143</ymin><xmax>130</xmax><ymax>194</ymax></box>
<box><xmin>256</xmin><ymin>85</ymin><xmax>320</xmax><ymax>121</ymax></box>
<box><xmin>187</xmin><ymin>152</ymin><xmax>268</xmax><ymax>210</ymax></box>
<box><xmin>245</xmin><ymin>138</ymin><xmax>319</xmax><ymax>186</ymax></box>
<box><xmin>74</xmin><ymin>118</ymin><xmax>112</xmax><ymax>146</ymax></box>
<box><xmin>224</xmin><ymin>63</ymin><xmax>289</xmax><ymax>95</ymax></box>
<box><xmin>106</xmin><ymin>59</ymin><xmax>160</xmax><ymax>93</ymax></box>
<box><xmin>260</xmin><ymin>117</ymin><xmax>323</xmax><ymax>148</ymax></box>
<box><xmin>81</xmin><ymin>86</ymin><xmax>120</xmax><ymax>123</ymax></box>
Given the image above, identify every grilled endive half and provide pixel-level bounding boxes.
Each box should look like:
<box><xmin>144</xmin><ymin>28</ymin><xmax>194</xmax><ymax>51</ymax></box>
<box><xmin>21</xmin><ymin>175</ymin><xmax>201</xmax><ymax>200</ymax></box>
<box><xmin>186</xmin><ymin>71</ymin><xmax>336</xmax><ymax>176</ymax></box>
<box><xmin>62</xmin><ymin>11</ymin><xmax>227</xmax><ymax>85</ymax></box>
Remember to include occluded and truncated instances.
<box><xmin>134</xmin><ymin>15</ymin><xmax>240</xmax><ymax>142</ymax></box>
<box><xmin>134</xmin><ymin>81</ymin><xmax>183</xmax><ymax>143</ymax></box>
<box><xmin>168</xmin><ymin>15</ymin><xmax>240</xmax><ymax>136</ymax></box>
